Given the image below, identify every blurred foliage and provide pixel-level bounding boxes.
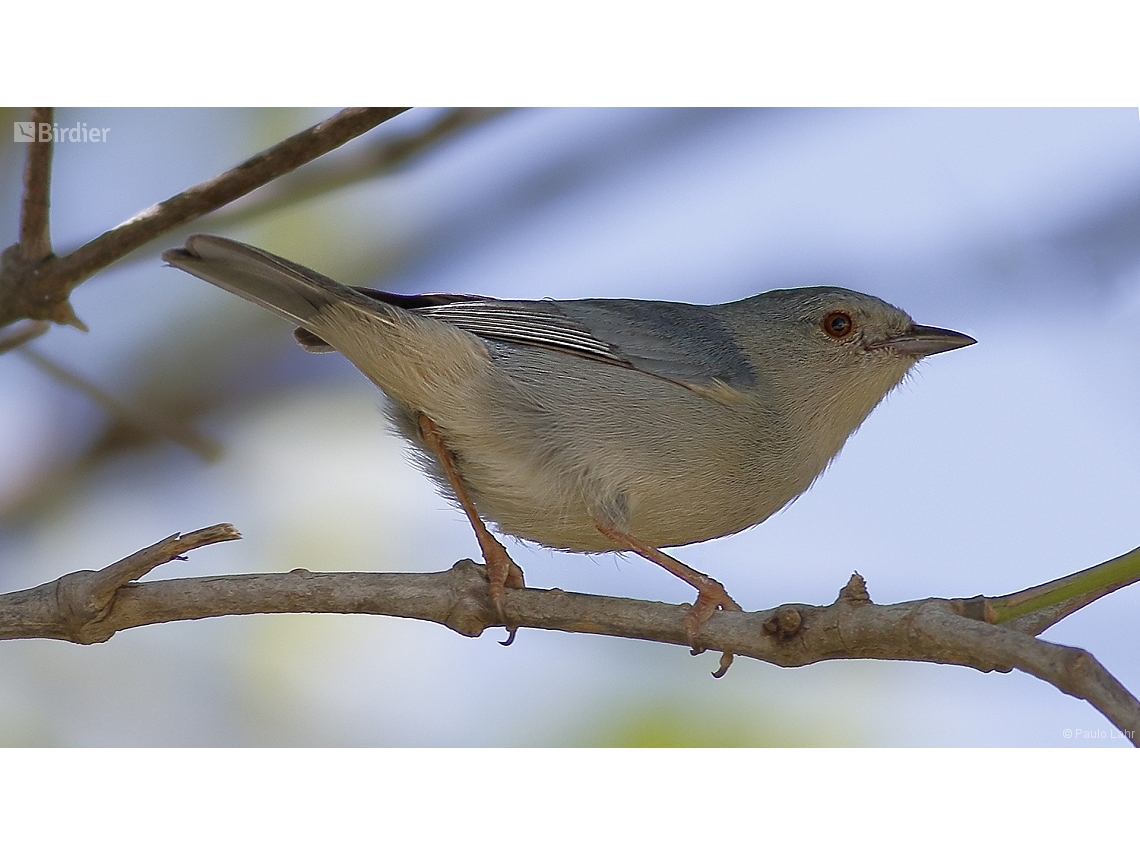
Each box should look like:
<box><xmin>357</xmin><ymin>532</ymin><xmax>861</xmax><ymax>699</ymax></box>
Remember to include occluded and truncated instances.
<box><xmin>575</xmin><ymin>698</ymin><xmax>851</xmax><ymax>747</ymax></box>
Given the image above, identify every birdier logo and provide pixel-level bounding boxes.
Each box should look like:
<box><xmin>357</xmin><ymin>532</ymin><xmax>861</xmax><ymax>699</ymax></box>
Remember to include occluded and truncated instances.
<box><xmin>13</xmin><ymin>121</ymin><xmax>110</xmax><ymax>143</ymax></box>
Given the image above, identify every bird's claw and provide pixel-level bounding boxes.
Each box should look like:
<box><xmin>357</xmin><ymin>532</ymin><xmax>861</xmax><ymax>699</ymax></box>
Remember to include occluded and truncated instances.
<box><xmin>487</xmin><ymin>553</ymin><xmax>525</xmax><ymax>646</ymax></box>
<box><xmin>683</xmin><ymin>585</ymin><xmax>742</xmax><ymax>676</ymax></box>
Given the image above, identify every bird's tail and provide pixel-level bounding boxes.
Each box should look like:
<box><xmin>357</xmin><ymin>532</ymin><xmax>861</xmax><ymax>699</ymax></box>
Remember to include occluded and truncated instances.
<box><xmin>162</xmin><ymin>235</ymin><xmax>389</xmax><ymax>330</ymax></box>
<box><xmin>163</xmin><ymin>235</ymin><xmax>491</xmax><ymax>414</ymax></box>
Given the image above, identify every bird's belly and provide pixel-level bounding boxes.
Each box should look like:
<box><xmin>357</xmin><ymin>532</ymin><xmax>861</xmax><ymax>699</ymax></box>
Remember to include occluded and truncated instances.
<box><xmin>452</xmin><ymin>428</ymin><xmax>797</xmax><ymax>553</ymax></box>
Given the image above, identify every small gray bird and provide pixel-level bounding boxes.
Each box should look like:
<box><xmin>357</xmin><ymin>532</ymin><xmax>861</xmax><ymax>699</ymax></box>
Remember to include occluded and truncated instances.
<box><xmin>164</xmin><ymin>235</ymin><xmax>974</xmax><ymax>668</ymax></box>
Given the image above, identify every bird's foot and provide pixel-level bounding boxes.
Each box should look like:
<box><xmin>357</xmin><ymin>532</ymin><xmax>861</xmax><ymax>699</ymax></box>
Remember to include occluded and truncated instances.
<box><xmin>484</xmin><ymin>540</ymin><xmax>525</xmax><ymax>646</ymax></box>
<box><xmin>684</xmin><ymin>580</ymin><xmax>742</xmax><ymax>678</ymax></box>
<box><xmin>594</xmin><ymin>520</ymin><xmax>742</xmax><ymax>677</ymax></box>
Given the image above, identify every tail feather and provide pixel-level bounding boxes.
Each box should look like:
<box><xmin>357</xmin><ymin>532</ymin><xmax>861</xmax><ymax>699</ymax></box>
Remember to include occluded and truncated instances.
<box><xmin>162</xmin><ymin>235</ymin><xmax>389</xmax><ymax>329</ymax></box>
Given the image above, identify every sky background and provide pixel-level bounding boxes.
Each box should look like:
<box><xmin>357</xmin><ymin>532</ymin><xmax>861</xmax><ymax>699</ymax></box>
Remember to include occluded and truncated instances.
<box><xmin>0</xmin><ymin>107</ymin><xmax>1137</xmax><ymax>746</ymax></box>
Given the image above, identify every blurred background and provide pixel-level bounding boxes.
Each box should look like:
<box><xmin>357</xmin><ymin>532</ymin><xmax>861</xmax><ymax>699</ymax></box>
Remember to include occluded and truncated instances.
<box><xmin>0</xmin><ymin>107</ymin><xmax>1137</xmax><ymax>746</ymax></box>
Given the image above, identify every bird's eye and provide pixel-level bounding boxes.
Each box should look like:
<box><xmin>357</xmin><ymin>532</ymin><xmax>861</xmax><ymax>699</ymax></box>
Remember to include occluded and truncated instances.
<box><xmin>822</xmin><ymin>311</ymin><xmax>854</xmax><ymax>339</ymax></box>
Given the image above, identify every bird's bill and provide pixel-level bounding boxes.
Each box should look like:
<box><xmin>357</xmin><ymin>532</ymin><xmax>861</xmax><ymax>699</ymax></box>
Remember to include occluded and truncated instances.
<box><xmin>870</xmin><ymin>324</ymin><xmax>977</xmax><ymax>357</ymax></box>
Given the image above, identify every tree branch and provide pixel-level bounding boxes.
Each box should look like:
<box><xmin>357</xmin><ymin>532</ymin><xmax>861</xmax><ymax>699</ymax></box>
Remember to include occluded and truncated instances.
<box><xmin>2</xmin><ymin>528</ymin><xmax>1137</xmax><ymax>743</ymax></box>
<box><xmin>0</xmin><ymin>107</ymin><xmax>409</xmax><ymax>330</ymax></box>
<box><xmin>200</xmin><ymin>108</ymin><xmax>511</xmax><ymax>232</ymax></box>
<box><xmin>0</xmin><ymin>524</ymin><xmax>240</xmax><ymax>643</ymax></box>
<box><xmin>19</xmin><ymin>107</ymin><xmax>54</xmax><ymax>263</ymax></box>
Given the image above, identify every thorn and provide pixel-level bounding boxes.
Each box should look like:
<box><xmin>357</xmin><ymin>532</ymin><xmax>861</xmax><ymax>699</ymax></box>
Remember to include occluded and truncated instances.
<box><xmin>51</xmin><ymin>300</ymin><xmax>88</xmax><ymax>332</ymax></box>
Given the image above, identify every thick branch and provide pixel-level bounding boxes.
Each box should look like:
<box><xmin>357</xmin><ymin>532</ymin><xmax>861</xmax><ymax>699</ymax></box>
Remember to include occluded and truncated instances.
<box><xmin>2</xmin><ymin>529</ymin><xmax>1137</xmax><ymax>743</ymax></box>
<box><xmin>0</xmin><ymin>107</ymin><xmax>408</xmax><ymax>329</ymax></box>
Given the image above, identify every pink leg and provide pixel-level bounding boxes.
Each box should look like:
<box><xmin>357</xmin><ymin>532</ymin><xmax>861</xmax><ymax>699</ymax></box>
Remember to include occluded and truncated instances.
<box><xmin>596</xmin><ymin>521</ymin><xmax>740</xmax><ymax>677</ymax></box>
<box><xmin>419</xmin><ymin>414</ymin><xmax>524</xmax><ymax>643</ymax></box>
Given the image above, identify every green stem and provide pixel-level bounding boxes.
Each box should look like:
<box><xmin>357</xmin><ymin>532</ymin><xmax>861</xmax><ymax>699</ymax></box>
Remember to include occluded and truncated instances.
<box><xmin>989</xmin><ymin>545</ymin><xmax>1140</xmax><ymax>624</ymax></box>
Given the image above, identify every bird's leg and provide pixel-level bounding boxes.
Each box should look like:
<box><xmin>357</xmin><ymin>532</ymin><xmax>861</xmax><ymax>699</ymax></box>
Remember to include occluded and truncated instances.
<box><xmin>418</xmin><ymin>414</ymin><xmax>524</xmax><ymax>644</ymax></box>
<box><xmin>595</xmin><ymin>522</ymin><xmax>740</xmax><ymax>677</ymax></box>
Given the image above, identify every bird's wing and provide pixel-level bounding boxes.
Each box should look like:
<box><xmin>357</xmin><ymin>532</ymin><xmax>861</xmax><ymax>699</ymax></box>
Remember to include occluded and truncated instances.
<box><xmin>350</xmin><ymin>292</ymin><xmax>758</xmax><ymax>396</ymax></box>
<box><xmin>414</xmin><ymin>300</ymin><xmax>632</xmax><ymax>368</ymax></box>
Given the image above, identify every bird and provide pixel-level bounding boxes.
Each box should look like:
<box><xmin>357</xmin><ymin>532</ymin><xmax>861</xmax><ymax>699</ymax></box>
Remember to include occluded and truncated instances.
<box><xmin>163</xmin><ymin>234</ymin><xmax>975</xmax><ymax>672</ymax></box>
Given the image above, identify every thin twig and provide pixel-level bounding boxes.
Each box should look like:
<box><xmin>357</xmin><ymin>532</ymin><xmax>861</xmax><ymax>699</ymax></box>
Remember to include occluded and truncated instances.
<box><xmin>0</xmin><ymin>108</ymin><xmax>409</xmax><ymax>330</ymax></box>
<box><xmin>989</xmin><ymin>545</ymin><xmax>1140</xmax><ymax>634</ymax></box>
<box><xmin>0</xmin><ymin>320</ymin><xmax>50</xmax><ymax>356</ymax></box>
<box><xmin>201</xmin><ymin>108</ymin><xmax>511</xmax><ymax>231</ymax></box>
<box><xmin>1</xmin><ymin>533</ymin><xmax>1137</xmax><ymax>742</ymax></box>
<box><xmin>20</xmin><ymin>346</ymin><xmax>223</xmax><ymax>460</ymax></box>
<box><xmin>19</xmin><ymin>107</ymin><xmax>54</xmax><ymax>263</ymax></box>
<box><xmin>95</xmin><ymin>524</ymin><xmax>242</xmax><ymax>590</ymax></box>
